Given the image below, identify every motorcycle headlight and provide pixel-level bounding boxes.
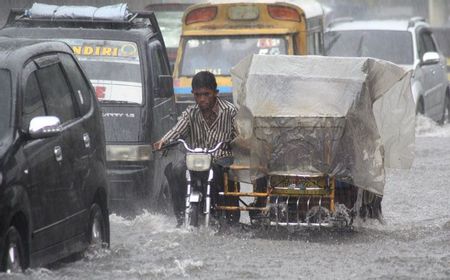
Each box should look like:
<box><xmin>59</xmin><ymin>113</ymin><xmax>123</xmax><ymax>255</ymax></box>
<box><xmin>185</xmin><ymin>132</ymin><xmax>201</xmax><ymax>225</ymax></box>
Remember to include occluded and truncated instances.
<box><xmin>106</xmin><ymin>145</ymin><xmax>152</xmax><ymax>161</ymax></box>
<box><xmin>186</xmin><ymin>153</ymin><xmax>211</xmax><ymax>171</ymax></box>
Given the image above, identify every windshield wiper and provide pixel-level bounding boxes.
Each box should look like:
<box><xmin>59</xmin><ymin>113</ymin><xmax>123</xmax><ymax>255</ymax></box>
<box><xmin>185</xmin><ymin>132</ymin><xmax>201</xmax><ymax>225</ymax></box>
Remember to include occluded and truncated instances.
<box><xmin>324</xmin><ymin>32</ymin><xmax>341</xmax><ymax>54</ymax></box>
<box><xmin>100</xmin><ymin>100</ymin><xmax>140</xmax><ymax>105</ymax></box>
<box><xmin>356</xmin><ymin>34</ymin><xmax>365</xmax><ymax>57</ymax></box>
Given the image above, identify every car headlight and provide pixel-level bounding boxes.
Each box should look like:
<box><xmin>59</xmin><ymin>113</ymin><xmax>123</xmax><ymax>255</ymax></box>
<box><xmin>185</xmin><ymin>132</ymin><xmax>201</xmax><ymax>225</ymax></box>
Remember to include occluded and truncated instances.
<box><xmin>186</xmin><ymin>153</ymin><xmax>211</xmax><ymax>171</ymax></box>
<box><xmin>106</xmin><ymin>145</ymin><xmax>152</xmax><ymax>161</ymax></box>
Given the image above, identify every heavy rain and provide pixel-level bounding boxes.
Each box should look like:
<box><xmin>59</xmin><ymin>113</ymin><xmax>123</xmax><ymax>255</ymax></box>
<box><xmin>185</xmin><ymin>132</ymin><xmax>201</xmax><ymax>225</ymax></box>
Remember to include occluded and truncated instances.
<box><xmin>3</xmin><ymin>118</ymin><xmax>450</xmax><ymax>279</ymax></box>
<box><xmin>1</xmin><ymin>0</ymin><xmax>450</xmax><ymax>279</ymax></box>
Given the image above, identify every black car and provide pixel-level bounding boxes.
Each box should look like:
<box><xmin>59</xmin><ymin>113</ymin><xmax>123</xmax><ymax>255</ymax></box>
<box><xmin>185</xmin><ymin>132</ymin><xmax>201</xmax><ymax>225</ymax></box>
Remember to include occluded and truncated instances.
<box><xmin>0</xmin><ymin>38</ymin><xmax>110</xmax><ymax>272</ymax></box>
<box><xmin>0</xmin><ymin>3</ymin><xmax>177</xmax><ymax>213</ymax></box>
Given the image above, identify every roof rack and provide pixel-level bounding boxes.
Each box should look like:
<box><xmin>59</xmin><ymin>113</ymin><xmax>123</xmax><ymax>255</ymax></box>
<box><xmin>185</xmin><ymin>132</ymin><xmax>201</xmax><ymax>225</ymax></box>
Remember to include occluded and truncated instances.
<box><xmin>408</xmin><ymin>16</ymin><xmax>426</xmax><ymax>28</ymax></box>
<box><xmin>5</xmin><ymin>3</ymin><xmax>162</xmax><ymax>34</ymax></box>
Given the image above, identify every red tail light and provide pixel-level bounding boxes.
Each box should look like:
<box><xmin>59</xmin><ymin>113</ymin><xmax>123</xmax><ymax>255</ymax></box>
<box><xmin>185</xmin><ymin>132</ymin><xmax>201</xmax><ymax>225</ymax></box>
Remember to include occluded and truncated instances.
<box><xmin>185</xmin><ymin>6</ymin><xmax>217</xmax><ymax>25</ymax></box>
<box><xmin>268</xmin><ymin>5</ymin><xmax>301</xmax><ymax>22</ymax></box>
<box><xmin>95</xmin><ymin>86</ymin><xmax>106</xmax><ymax>100</ymax></box>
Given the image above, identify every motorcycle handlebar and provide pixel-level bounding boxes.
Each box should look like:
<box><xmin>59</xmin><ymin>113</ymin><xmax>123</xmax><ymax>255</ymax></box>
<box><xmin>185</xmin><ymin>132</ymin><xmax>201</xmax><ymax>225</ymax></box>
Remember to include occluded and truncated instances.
<box><xmin>162</xmin><ymin>139</ymin><xmax>228</xmax><ymax>153</ymax></box>
<box><xmin>209</xmin><ymin>141</ymin><xmax>225</xmax><ymax>153</ymax></box>
<box><xmin>159</xmin><ymin>140</ymin><xmax>181</xmax><ymax>150</ymax></box>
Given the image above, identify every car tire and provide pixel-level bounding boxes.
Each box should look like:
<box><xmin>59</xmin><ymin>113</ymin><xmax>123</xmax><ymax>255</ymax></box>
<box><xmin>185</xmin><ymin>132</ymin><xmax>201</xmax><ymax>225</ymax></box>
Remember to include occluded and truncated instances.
<box><xmin>416</xmin><ymin>98</ymin><xmax>425</xmax><ymax>115</ymax></box>
<box><xmin>445</xmin><ymin>91</ymin><xmax>450</xmax><ymax>124</ymax></box>
<box><xmin>88</xmin><ymin>203</ymin><xmax>107</xmax><ymax>248</ymax></box>
<box><xmin>438</xmin><ymin>90</ymin><xmax>450</xmax><ymax>125</ymax></box>
<box><xmin>1</xmin><ymin>226</ymin><xmax>25</xmax><ymax>273</ymax></box>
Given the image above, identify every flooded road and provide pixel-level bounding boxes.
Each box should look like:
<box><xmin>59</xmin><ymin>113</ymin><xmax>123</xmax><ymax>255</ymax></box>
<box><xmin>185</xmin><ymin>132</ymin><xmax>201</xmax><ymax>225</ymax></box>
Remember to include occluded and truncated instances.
<box><xmin>3</xmin><ymin>117</ymin><xmax>450</xmax><ymax>280</ymax></box>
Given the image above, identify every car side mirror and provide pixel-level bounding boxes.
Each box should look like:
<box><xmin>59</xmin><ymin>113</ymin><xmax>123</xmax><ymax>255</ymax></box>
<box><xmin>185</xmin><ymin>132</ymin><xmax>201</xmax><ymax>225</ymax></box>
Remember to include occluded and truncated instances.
<box><xmin>28</xmin><ymin>116</ymin><xmax>62</xmax><ymax>139</ymax></box>
<box><xmin>422</xmin><ymin>52</ymin><xmax>440</xmax><ymax>65</ymax></box>
<box><xmin>156</xmin><ymin>75</ymin><xmax>174</xmax><ymax>98</ymax></box>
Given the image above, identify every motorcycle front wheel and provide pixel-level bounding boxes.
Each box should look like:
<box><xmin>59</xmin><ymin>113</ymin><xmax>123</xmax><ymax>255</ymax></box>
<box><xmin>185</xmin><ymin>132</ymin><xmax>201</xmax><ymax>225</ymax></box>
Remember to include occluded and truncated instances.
<box><xmin>189</xmin><ymin>203</ymin><xmax>199</xmax><ymax>227</ymax></box>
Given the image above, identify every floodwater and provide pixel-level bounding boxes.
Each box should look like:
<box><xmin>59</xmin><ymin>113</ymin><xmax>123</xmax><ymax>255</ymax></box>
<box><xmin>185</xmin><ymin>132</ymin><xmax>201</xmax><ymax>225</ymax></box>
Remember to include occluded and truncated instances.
<box><xmin>3</xmin><ymin>116</ymin><xmax>450</xmax><ymax>280</ymax></box>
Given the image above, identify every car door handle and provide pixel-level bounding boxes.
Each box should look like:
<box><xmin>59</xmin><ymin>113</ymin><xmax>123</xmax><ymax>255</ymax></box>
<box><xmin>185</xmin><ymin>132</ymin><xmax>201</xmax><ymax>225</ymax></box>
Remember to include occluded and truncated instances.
<box><xmin>54</xmin><ymin>146</ymin><xmax>63</xmax><ymax>162</ymax></box>
<box><xmin>83</xmin><ymin>133</ymin><xmax>91</xmax><ymax>148</ymax></box>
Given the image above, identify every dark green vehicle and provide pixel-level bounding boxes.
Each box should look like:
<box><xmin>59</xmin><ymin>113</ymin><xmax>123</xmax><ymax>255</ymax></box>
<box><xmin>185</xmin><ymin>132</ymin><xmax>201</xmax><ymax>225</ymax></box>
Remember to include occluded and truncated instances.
<box><xmin>0</xmin><ymin>3</ymin><xmax>178</xmax><ymax>213</ymax></box>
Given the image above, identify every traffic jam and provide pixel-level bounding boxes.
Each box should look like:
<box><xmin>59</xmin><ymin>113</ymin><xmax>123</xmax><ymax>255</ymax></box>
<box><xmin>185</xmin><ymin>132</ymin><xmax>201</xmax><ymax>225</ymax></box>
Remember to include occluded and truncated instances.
<box><xmin>0</xmin><ymin>1</ymin><xmax>449</xmax><ymax>279</ymax></box>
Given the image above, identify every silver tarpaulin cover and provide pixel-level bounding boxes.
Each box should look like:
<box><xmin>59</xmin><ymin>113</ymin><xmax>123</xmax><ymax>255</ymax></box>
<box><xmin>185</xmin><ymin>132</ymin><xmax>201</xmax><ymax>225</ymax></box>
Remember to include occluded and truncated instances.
<box><xmin>27</xmin><ymin>3</ymin><xmax>130</xmax><ymax>21</ymax></box>
<box><xmin>231</xmin><ymin>55</ymin><xmax>415</xmax><ymax>195</ymax></box>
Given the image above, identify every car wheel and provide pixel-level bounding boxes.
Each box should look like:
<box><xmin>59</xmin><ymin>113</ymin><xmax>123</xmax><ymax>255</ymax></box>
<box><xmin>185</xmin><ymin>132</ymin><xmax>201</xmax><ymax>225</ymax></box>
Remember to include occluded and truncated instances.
<box><xmin>416</xmin><ymin>98</ymin><xmax>425</xmax><ymax>115</ymax></box>
<box><xmin>438</xmin><ymin>91</ymin><xmax>449</xmax><ymax>125</ymax></box>
<box><xmin>445</xmin><ymin>91</ymin><xmax>450</xmax><ymax>123</ymax></box>
<box><xmin>89</xmin><ymin>204</ymin><xmax>107</xmax><ymax>248</ymax></box>
<box><xmin>1</xmin><ymin>226</ymin><xmax>25</xmax><ymax>273</ymax></box>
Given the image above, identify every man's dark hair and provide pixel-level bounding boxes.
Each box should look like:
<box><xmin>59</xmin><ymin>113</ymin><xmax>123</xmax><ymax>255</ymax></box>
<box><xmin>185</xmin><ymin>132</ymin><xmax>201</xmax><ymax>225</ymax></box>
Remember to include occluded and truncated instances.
<box><xmin>192</xmin><ymin>71</ymin><xmax>217</xmax><ymax>91</ymax></box>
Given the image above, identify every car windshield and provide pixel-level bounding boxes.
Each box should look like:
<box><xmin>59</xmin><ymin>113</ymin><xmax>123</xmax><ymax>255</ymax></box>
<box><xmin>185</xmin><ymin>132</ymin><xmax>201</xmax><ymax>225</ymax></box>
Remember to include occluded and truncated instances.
<box><xmin>180</xmin><ymin>36</ymin><xmax>288</xmax><ymax>76</ymax></box>
<box><xmin>0</xmin><ymin>69</ymin><xmax>11</xmax><ymax>140</ymax></box>
<box><xmin>325</xmin><ymin>30</ymin><xmax>414</xmax><ymax>65</ymax></box>
<box><xmin>62</xmin><ymin>39</ymin><xmax>143</xmax><ymax>104</ymax></box>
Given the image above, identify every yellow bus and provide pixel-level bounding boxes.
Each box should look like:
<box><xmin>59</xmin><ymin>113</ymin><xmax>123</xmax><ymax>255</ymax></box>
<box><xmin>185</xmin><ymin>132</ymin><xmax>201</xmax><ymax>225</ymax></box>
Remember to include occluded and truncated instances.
<box><xmin>173</xmin><ymin>0</ymin><xmax>326</xmax><ymax>105</ymax></box>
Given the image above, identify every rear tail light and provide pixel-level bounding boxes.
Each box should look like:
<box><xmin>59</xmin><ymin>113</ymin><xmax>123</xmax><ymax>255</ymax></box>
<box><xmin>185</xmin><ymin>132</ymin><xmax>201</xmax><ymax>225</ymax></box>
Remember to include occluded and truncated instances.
<box><xmin>95</xmin><ymin>86</ymin><xmax>106</xmax><ymax>100</ymax></box>
<box><xmin>185</xmin><ymin>6</ymin><xmax>217</xmax><ymax>25</ymax></box>
<box><xmin>268</xmin><ymin>5</ymin><xmax>301</xmax><ymax>22</ymax></box>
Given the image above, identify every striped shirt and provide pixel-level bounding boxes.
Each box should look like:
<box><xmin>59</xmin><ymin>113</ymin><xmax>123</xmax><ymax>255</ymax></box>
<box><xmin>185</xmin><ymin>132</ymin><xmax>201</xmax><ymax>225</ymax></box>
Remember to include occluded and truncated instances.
<box><xmin>162</xmin><ymin>97</ymin><xmax>237</xmax><ymax>158</ymax></box>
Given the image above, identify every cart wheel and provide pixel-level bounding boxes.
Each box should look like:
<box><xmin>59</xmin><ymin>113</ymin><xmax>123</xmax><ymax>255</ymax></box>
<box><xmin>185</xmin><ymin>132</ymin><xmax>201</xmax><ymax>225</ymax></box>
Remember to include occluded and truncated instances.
<box><xmin>189</xmin><ymin>203</ymin><xmax>199</xmax><ymax>227</ymax></box>
<box><xmin>2</xmin><ymin>226</ymin><xmax>25</xmax><ymax>273</ymax></box>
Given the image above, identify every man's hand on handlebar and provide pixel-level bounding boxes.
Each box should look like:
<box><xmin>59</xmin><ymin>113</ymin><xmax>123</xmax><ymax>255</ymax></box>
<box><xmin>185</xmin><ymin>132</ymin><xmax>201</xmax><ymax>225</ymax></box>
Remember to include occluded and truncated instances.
<box><xmin>152</xmin><ymin>140</ymin><xmax>165</xmax><ymax>151</ymax></box>
<box><xmin>153</xmin><ymin>139</ymin><xmax>182</xmax><ymax>154</ymax></box>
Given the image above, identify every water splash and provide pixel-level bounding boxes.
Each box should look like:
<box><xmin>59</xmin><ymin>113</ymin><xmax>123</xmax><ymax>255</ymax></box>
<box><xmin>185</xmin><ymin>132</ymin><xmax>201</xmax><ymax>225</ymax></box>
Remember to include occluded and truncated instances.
<box><xmin>110</xmin><ymin>210</ymin><xmax>181</xmax><ymax>234</ymax></box>
<box><xmin>415</xmin><ymin>115</ymin><xmax>450</xmax><ymax>137</ymax></box>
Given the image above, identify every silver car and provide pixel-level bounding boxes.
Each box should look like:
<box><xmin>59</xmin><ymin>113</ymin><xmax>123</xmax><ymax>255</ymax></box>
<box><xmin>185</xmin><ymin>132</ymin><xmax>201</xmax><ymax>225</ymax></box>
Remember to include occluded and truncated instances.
<box><xmin>325</xmin><ymin>18</ymin><xmax>449</xmax><ymax>123</ymax></box>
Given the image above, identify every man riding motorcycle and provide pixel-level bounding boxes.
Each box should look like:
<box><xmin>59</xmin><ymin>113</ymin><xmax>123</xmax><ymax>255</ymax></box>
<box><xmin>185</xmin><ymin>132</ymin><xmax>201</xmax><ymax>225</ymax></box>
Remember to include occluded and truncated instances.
<box><xmin>153</xmin><ymin>71</ymin><xmax>240</xmax><ymax>227</ymax></box>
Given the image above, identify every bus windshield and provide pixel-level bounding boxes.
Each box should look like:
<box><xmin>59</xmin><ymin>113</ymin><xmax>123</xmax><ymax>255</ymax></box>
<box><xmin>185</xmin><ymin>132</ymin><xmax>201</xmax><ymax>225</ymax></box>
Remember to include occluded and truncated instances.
<box><xmin>62</xmin><ymin>39</ymin><xmax>143</xmax><ymax>104</ymax></box>
<box><xmin>180</xmin><ymin>36</ymin><xmax>288</xmax><ymax>76</ymax></box>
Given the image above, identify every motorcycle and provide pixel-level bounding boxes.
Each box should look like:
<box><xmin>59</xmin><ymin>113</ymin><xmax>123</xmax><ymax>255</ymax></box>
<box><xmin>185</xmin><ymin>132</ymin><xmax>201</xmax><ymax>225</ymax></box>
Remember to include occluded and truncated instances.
<box><xmin>160</xmin><ymin>139</ymin><xmax>383</xmax><ymax>229</ymax></box>
<box><xmin>161</xmin><ymin>139</ymin><xmax>232</xmax><ymax>228</ymax></box>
